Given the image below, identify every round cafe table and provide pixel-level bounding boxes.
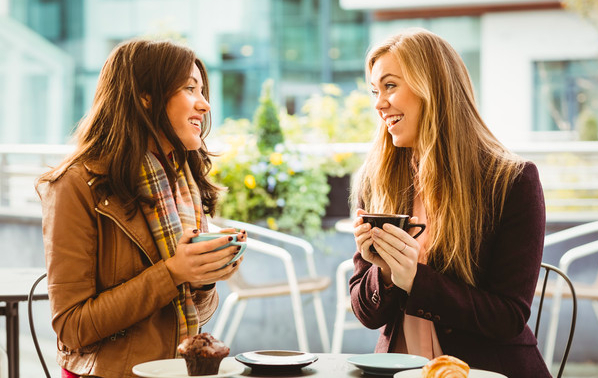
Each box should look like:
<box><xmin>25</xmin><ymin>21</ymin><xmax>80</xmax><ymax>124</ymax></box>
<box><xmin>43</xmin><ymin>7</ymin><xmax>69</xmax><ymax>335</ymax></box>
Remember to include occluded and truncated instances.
<box><xmin>237</xmin><ymin>353</ymin><xmax>380</xmax><ymax>377</ymax></box>
<box><xmin>0</xmin><ymin>267</ymin><xmax>48</xmax><ymax>378</ymax></box>
<box><xmin>335</xmin><ymin>218</ymin><xmax>354</xmax><ymax>234</ymax></box>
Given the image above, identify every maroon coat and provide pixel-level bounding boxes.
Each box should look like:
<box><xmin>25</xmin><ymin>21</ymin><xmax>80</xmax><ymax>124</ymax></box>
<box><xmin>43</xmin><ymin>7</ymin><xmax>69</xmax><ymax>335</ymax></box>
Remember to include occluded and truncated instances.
<box><xmin>350</xmin><ymin>163</ymin><xmax>551</xmax><ymax>378</ymax></box>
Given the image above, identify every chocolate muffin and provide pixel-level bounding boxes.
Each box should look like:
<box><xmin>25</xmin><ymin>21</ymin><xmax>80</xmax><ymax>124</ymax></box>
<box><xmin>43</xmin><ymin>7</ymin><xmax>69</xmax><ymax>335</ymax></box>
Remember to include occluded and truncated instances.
<box><xmin>177</xmin><ymin>333</ymin><xmax>230</xmax><ymax>376</ymax></box>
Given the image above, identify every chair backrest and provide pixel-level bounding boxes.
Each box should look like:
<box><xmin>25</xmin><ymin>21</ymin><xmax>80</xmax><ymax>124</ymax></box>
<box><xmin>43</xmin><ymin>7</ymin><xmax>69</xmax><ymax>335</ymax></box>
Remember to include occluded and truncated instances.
<box><xmin>27</xmin><ymin>272</ymin><xmax>50</xmax><ymax>378</ymax></box>
<box><xmin>534</xmin><ymin>263</ymin><xmax>577</xmax><ymax>378</ymax></box>
<box><xmin>207</xmin><ymin>219</ymin><xmax>331</xmax><ymax>352</ymax></box>
<box><xmin>544</xmin><ymin>221</ymin><xmax>598</xmax><ymax>248</ymax></box>
<box><xmin>211</xmin><ymin>218</ymin><xmax>320</xmax><ymax>278</ymax></box>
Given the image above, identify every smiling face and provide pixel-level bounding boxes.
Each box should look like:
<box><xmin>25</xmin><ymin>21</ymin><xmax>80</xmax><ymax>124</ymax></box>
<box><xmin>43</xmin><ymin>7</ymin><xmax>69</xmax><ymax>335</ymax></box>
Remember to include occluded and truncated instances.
<box><xmin>163</xmin><ymin>63</ymin><xmax>210</xmax><ymax>151</ymax></box>
<box><xmin>370</xmin><ymin>52</ymin><xmax>422</xmax><ymax>148</ymax></box>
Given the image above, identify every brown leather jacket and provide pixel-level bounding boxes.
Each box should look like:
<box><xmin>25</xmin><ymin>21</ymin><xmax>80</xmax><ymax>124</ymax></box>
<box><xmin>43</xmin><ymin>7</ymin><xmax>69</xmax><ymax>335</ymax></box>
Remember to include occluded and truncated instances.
<box><xmin>37</xmin><ymin>162</ymin><xmax>218</xmax><ymax>377</ymax></box>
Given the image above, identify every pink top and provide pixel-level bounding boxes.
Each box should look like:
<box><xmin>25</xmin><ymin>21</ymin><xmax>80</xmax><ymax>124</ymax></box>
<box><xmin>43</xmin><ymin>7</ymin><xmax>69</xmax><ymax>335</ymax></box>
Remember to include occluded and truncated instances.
<box><xmin>390</xmin><ymin>194</ymin><xmax>443</xmax><ymax>359</ymax></box>
<box><xmin>61</xmin><ymin>368</ymin><xmax>80</xmax><ymax>378</ymax></box>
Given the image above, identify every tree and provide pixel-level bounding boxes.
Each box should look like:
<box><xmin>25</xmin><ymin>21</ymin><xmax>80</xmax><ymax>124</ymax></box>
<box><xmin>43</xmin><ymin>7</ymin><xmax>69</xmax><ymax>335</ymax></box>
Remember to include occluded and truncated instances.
<box><xmin>254</xmin><ymin>79</ymin><xmax>284</xmax><ymax>155</ymax></box>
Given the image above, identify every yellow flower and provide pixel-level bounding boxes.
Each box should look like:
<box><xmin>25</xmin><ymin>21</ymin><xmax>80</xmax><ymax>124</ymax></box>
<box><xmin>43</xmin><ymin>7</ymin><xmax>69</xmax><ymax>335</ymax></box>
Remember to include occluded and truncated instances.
<box><xmin>333</xmin><ymin>152</ymin><xmax>353</xmax><ymax>163</ymax></box>
<box><xmin>270</xmin><ymin>152</ymin><xmax>283</xmax><ymax>166</ymax></box>
<box><xmin>267</xmin><ymin>217</ymin><xmax>278</xmax><ymax>230</ymax></box>
<box><xmin>210</xmin><ymin>165</ymin><xmax>220</xmax><ymax>176</ymax></box>
<box><xmin>244</xmin><ymin>174</ymin><xmax>256</xmax><ymax>189</ymax></box>
<box><xmin>288</xmin><ymin>169</ymin><xmax>295</xmax><ymax>176</ymax></box>
<box><xmin>321</xmin><ymin>83</ymin><xmax>342</xmax><ymax>96</ymax></box>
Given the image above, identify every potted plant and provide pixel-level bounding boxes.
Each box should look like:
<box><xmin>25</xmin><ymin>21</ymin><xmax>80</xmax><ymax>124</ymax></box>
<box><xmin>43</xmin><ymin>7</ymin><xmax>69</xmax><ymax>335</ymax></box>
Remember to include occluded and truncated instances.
<box><xmin>211</xmin><ymin>81</ymin><xmax>330</xmax><ymax>236</ymax></box>
<box><xmin>281</xmin><ymin>82</ymin><xmax>377</xmax><ymax>217</ymax></box>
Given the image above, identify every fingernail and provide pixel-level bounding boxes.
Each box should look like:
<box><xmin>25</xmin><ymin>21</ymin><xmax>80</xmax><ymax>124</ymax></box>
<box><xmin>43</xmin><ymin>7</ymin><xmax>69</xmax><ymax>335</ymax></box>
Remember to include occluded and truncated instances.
<box><xmin>233</xmin><ymin>262</ymin><xmax>238</xmax><ymax>267</ymax></box>
<box><xmin>242</xmin><ymin>230</ymin><xmax>246</xmax><ymax>234</ymax></box>
<box><xmin>228</xmin><ymin>236</ymin><xmax>233</xmax><ymax>241</ymax></box>
<box><xmin>236</xmin><ymin>246</ymin><xmax>241</xmax><ymax>251</ymax></box>
<box><xmin>192</xmin><ymin>229</ymin><xmax>199</xmax><ymax>234</ymax></box>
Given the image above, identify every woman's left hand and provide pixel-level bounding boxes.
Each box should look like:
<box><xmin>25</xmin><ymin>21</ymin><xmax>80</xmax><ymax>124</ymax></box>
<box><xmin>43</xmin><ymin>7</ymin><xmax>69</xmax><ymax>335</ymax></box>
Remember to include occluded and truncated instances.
<box><xmin>188</xmin><ymin>228</ymin><xmax>247</xmax><ymax>288</ymax></box>
<box><xmin>371</xmin><ymin>219</ymin><xmax>420</xmax><ymax>294</ymax></box>
<box><xmin>219</xmin><ymin>227</ymin><xmax>247</xmax><ymax>242</ymax></box>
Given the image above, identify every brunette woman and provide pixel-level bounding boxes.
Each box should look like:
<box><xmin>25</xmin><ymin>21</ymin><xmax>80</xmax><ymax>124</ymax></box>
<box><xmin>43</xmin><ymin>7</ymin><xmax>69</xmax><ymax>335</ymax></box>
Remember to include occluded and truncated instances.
<box><xmin>37</xmin><ymin>39</ymin><xmax>244</xmax><ymax>377</ymax></box>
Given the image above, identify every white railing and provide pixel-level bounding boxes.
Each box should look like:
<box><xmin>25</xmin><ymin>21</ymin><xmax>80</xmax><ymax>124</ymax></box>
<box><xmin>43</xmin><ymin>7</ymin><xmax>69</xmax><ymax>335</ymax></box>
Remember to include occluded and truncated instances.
<box><xmin>508</xmin><ymin>141</ymin><xmax>598</xmax><ymax>223</ymax></box>
<box><xmin>1</xmin><ymin>142</ymin><xmax>598</xmax><ymax>223</ymax></box>
<box><xmin>0</xmin><ymin>144</ymin><xmax>73</xmax><ymax>219</ymax></box>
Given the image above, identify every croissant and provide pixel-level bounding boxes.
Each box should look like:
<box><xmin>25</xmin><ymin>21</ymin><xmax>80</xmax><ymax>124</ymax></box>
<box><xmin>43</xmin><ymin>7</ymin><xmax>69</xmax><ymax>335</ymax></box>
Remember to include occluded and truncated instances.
<box><xmin>421</xmin><ymin>355</ymin><xmax>470</xmax><ymax>378</ymax></box>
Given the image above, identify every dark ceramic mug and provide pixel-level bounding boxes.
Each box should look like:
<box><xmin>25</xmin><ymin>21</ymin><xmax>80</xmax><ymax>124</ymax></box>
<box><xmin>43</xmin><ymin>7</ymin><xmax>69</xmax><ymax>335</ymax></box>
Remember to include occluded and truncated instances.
<box><xmin>360</xmin><ymin>213</ymin><xmax>426</xmax><ymax>253</ymax></box>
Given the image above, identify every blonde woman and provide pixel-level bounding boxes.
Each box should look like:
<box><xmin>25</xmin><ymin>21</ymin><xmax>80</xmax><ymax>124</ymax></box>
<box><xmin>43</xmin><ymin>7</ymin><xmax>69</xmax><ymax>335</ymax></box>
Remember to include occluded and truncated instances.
<box><xmin>350</xmin><ymin>28</ymin><xmax>549</xmax><ymax>378</ymax></box>
<box><xmin>37</xmin><ymin>39</ymin><xmax>244</xmax><ymax>377</ymax></box>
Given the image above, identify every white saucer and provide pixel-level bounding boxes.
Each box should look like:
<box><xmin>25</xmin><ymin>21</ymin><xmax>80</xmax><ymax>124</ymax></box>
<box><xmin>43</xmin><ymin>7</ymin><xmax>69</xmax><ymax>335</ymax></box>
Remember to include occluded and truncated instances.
<box><xmin>132</xmin><ymin>356</ymin><xmax>245</xmax><ymax>377</ymax></box>
<box><xmin>347</xmin><ymin>353</ymin><xmax>429</xmax><ymax>376</ymax></box>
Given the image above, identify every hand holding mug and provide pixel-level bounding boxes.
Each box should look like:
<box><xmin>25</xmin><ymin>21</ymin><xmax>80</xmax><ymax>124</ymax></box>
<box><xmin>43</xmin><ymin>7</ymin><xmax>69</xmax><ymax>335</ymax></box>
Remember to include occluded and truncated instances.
<box><xmin>191</xmin><ymin>232</ymin><xmax>247</xmax><ymax>267</ymax></box>
<box><xmin>353</xmin><ymin>209</ymin><xmax>388</xmax><ymax>269</ymax></box>
<box><xmin>359</xmin><ymin>212</ymin><xmax>426</xmax><ymax>294</ymax></box>
<box><xmin>165</xmin><ymin>228</ymin><xmax>245</xmax><ymax>286</ymax></box>
<box><xmin>360</xmin><ymin>213</ymin><xmax>425</xmax><ymax>253</ymax></box>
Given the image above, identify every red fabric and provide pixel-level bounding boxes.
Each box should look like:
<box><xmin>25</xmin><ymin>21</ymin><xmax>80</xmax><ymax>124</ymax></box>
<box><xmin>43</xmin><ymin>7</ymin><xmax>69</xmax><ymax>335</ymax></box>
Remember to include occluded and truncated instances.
<box><xmin>61</xmin><ymin>368</ymin><xmax>80</xmax><ymax>378</ymax></box>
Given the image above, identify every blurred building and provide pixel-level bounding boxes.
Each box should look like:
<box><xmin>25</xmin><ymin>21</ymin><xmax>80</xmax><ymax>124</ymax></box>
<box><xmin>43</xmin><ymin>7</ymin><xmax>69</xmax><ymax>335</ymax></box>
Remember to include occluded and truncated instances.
<box><xmin>0</xmin><ymin>0</ymin><xmax>597</xmax><ymax>145</ymax></box>
<box><xmin>0</xmin><ymin>0</ymin><xmax>370</xmax><ymax>144</ymax></box>
<box><xmin>342</xmin><ymin>0</ymin><xmax>598</xmax><ymax>143</ymax></box>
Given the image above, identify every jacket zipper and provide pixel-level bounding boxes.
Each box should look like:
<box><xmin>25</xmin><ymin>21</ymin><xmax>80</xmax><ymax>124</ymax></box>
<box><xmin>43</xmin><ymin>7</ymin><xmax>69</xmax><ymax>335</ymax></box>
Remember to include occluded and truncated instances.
<box><xmin>95</xmin><ymin>207</ymin><xmax>180</xmax><ymax>356</ymax></box>
<box><xmin>95</xmin><ymin>207</ymin><xmax>154</xmax><ymax>267</ymax></box>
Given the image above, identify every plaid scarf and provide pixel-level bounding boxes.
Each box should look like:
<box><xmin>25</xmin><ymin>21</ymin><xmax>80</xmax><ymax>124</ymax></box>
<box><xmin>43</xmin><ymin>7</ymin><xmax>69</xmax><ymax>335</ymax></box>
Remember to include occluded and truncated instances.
<box><xmin>138</xmin><ymin>152</ymin><xmax>203</xmax><ymax>340</ymax></box>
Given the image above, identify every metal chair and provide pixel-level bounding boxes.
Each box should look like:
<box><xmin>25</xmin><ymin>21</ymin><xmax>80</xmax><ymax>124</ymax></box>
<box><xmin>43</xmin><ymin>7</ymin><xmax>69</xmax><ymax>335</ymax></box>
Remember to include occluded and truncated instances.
<box><xmin>330</xmin><ymin>258</ymin><xmax>365</xmax><ymax>353</ymax></box>
<box><xmin>534</xmin><ymin>263</ymin><xmax>577</xmax><ymax>378</ymax></box>
<box><xmin>27</xmin><ymin>272</ymin><xmax>50</xmax><ymax>378</ymax></box>
<box><xmin>209</xmin><ymin>218</ymin><xmax>331</xmax><ymax>352</ymax></box>
<box><xmin>536</xmin><ymin>221</ymin><xmax>598</xmax><ymax>368</ymax></box>
<box><xmin>0</xmin><ymin>346</ymin><xmax>8</xmax><ymax>378</ymax></box>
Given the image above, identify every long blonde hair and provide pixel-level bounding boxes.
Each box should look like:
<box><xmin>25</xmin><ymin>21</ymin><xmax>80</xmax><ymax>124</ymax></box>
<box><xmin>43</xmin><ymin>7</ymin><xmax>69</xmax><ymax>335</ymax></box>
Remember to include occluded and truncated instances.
<box><xmin>353</xmin><ymin>28</ymin><xmax>524</xmax><ymax>286</ymax></box>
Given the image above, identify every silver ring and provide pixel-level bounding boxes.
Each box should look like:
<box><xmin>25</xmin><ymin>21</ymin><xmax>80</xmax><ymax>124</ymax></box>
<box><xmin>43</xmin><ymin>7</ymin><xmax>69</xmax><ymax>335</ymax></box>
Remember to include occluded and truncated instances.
<box><xmin>399</xmin><ymin>242</ymin><xmax>407</xmax><ymax>252</ymax></box>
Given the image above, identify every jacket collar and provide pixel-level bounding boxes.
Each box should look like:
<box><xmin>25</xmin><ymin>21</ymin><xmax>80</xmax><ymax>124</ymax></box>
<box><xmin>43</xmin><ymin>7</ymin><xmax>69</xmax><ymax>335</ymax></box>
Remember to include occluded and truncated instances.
<box><xmin>83</xmin><ymin>160</ymin><xmax>107</xmax><ymax>176</ymax></box>
<box><xmin>84</xmin><ymin>160</ymin><xmax>162</xmax><ymax>264</ymax></box>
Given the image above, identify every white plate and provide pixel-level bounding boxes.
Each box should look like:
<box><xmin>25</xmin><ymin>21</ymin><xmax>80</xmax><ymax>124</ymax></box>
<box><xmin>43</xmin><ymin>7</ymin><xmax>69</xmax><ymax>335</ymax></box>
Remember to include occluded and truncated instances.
<box><xmin>347</xmin><ymin>353</ymin><xmax>429</xmax><ymax>376</ymax></box>
<box><xmin>235</xmin><ymin>350</ymin><xmax>318</xmax><ymax>372</ymax></box>
<box><xmin>132</xmin><ymin>356</ymin><xmax>245</xmax><ymax>377</ymax></box>
<box><xmin>394</xmin><ymin>368</ymin><xmax>507</xmax><ymax>377</ymax></box>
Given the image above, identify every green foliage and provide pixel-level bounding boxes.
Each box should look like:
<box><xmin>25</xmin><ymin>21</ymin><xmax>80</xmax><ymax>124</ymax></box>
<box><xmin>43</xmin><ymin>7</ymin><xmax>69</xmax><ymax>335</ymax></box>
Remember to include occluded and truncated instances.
<box><xmin>212</xmin><ymin>119</ymin><xmax>330</xmax><ymax>237</ymax></box>
<box><xmin>578</xmin><ymin>109</ymin><xmax>598</xmax><ymax>141</ymax></box>
<box><xmin>281</xmin><ymin>82</ymin><xmax>376</xmax><ymax>177</ymax></box>
<box><xmin>210</xmin><ymin>80</ymin><xmax>378</xmax><ymax>235</ymax></box>
<box><xmin>254</xmin><ymin>79</ymin><xmax>284</xmax><ymax>155</ymax></box>
<box><xmin>283</xmin><ymin>82</ymin><xmax>376</xmax><ymax>144</ymax></box>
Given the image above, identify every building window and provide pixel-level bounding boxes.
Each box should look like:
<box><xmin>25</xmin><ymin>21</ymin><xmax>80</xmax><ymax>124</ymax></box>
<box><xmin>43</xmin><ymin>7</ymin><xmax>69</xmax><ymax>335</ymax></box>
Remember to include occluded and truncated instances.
<box><xmin>533</xmin><ymin>59</ymin><xmax>598</xmax><ymax>139</ymax></box>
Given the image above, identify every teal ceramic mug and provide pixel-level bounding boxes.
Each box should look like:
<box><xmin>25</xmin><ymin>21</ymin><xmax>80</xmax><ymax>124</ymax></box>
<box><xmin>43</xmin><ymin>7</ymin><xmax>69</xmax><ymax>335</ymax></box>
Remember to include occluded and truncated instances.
<box><xmin>191</xmin><ymin>232</ymin><xmax>247</xmax><ymax>267</ymax></box>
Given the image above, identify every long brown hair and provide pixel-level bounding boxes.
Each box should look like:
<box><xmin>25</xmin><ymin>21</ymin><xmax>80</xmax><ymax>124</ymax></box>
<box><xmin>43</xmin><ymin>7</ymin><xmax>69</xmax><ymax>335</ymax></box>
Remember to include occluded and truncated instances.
<box><xmin>353</xmin><ymin>28</ymin><xmax>524</xmax><ymax>285</ymax></box>
<box><xmin>38</xmin><ymin>39</ymin><xmax>221</xmax><ymax>216</ymax></box>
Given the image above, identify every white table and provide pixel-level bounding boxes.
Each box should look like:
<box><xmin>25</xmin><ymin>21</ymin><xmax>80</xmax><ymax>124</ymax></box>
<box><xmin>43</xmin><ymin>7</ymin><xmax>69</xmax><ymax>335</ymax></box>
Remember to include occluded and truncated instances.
<box><xmin>0</xmin><ymin>267</ymin><xmax>48</xmax><ymax>378</ymax></box>
<box><xmin>335</xmin><ymin>218</ymin><xmax>353</xmax><ymax>234</ymax></box>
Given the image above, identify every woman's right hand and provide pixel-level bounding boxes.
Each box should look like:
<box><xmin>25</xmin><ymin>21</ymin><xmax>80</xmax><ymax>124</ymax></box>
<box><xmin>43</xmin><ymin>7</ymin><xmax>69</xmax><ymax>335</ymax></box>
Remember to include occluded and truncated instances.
<box><xmin>354</xmin><ymin>208</ymin><xmax>390</xmax><ymax>273</ymax></box>
<box><xmin>165</xmin><ymin>228</ymin><xmax>242</xmax><ymax>286</ymax></box>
